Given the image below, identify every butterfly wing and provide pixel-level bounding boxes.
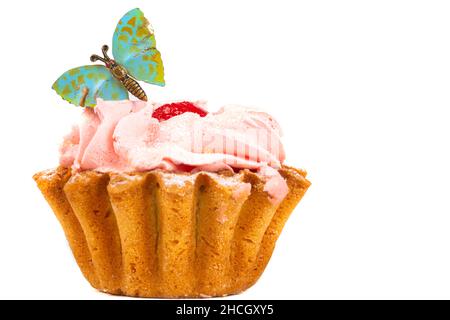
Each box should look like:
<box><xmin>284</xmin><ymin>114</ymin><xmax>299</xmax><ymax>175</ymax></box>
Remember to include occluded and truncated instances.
<box><xmin>52</xmin><ymin>65</ymin><xmax>129</xmax><ymax>107</ymax></box>
<box><xmin>112</xmin><ymin>8</ymin><xmax>165</xmax><ymax>86</ymax></box>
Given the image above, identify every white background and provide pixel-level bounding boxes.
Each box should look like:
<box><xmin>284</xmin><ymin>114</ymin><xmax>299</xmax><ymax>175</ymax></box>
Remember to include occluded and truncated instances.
<box><xmin>0</xmin><ymin>0</ymin><xmax>449</xmax><ymax>299</ymax></box>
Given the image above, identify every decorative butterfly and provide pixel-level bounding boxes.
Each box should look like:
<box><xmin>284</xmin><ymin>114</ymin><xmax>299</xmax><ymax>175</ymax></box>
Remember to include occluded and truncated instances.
<box><xmin>53</xmin><ymin>8</ymin><xmax>165</xmax><ymax>107</ymax></box>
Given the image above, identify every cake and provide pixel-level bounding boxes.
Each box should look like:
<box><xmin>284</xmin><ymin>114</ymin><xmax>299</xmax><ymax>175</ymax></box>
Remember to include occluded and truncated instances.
<box><xmin>34</xmin><ymin>100</ymin><xmax>310</xmax><ymax>297</ymax></box>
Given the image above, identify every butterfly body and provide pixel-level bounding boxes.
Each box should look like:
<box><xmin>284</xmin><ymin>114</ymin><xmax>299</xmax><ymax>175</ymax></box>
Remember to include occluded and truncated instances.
<box><xmin>90</xmin><ymin>45</ymin><xmax>147</xmax><ymax>101</ymax></box>
<box><xmin>53</xmin><ymin>8</ymin><xmax>164</xmax><ymax>107</ymax></box>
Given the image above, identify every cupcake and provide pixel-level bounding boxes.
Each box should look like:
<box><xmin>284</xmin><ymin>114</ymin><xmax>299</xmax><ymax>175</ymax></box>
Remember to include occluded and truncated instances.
<box><xmin>34</xmin><ymin>8</ymin><xmax>310</xmax><ymax>298</ymax></box>
<box><xmin>34</xmin><ymin>100</ymin><xmax>309</xmax><ymax>297</ymax></box>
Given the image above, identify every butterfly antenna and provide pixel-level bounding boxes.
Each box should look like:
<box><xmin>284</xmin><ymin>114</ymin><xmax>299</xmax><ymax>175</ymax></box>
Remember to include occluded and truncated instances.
<box><xmin>90</xmin><ymin>45</ymin><xmax>112</xmax><ymax>64</ymax></box>
<box><xmin>101</xmin><ymin>45</ymin><xmax>111</xmax><ymax>60</ymax></box>
<box><xmin>90</xmin><ymin>54</ymin><xmax>107</xmax><ymax>63</ymax></box>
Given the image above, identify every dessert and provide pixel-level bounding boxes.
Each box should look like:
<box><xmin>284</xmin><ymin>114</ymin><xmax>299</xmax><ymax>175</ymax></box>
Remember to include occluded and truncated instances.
<box><xmin>33</xmin><ymin>8</ymin><xmax>310</xmax><ymax>298</ymax></box>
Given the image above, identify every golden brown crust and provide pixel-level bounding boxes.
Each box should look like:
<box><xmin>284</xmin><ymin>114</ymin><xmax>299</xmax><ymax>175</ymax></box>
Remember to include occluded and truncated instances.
<box><xmin>33</xmin><ymin>167</ymin><xmax>100</xmax><ymax>288</ymax></box>
<box><xmin>34</xmin><ymin>166</ymin><xmax>310</xmax><ymax>298</ymax></box>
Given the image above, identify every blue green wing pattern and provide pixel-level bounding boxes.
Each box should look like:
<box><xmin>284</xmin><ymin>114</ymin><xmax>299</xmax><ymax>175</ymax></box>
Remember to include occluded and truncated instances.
<box><xmin>112</xmin><ymin>8</ymin><xmax>165</xmax><ymax>86</ymax></box>
<box><xmin>52</xmin><ymin>65</ymin><xmax>129</xmax><ymax>107</ymax></box>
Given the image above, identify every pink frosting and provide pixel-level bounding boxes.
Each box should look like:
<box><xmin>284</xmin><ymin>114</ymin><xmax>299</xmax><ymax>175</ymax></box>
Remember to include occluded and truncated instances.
<box><xmin>60</xmin><ymin>99</ymin><xmax>288</xmax><ymax>204</ymax></box>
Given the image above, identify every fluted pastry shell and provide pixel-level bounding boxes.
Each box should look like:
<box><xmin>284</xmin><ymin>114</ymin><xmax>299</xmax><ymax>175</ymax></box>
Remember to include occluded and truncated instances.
<box><xmin>33</xmin><ymin>166</ymin><xmax>310</xmax><ymax>298</ymax></box>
